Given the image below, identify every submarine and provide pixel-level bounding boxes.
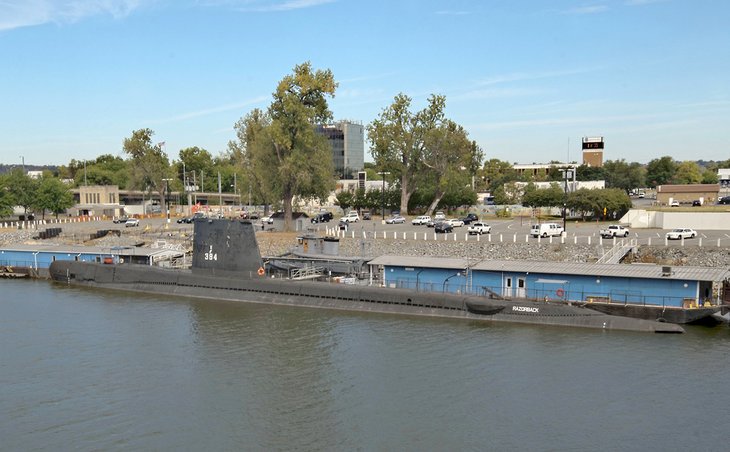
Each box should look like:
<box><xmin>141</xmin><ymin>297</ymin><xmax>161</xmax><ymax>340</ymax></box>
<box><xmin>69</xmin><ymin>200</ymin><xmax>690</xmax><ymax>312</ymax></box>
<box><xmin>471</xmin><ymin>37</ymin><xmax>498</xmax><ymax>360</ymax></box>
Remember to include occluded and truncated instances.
<box><xmin>49</xmin><ymin>219</ymin><xmax>683</xmax><ymax>334</ymax></box>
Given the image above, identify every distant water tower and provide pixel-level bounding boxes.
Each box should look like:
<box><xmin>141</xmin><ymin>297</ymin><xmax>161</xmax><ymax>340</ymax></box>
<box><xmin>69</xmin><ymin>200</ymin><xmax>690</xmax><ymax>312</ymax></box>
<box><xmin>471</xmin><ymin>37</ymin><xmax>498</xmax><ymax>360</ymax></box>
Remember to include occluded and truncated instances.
<box><xmin>582</xmin><ymin>137</ymin><xmax>604</xmax><ymax>167</ymax></box>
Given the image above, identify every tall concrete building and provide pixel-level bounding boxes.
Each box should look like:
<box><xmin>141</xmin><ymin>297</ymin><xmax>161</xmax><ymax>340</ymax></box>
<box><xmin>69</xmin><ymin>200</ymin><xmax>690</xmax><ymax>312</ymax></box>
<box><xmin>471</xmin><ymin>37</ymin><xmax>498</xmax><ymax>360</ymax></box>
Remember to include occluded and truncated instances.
<box><xmin>316</xmin><ymin>120</ymin><xmax>365</xmax><ymax>179</ymax></box>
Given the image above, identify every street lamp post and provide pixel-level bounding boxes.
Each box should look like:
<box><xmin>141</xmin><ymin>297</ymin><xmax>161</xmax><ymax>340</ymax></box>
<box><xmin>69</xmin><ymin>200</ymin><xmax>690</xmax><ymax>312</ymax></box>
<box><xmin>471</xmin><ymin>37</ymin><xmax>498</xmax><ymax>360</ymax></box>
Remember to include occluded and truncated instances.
<box><xmin>162</xmin><ymin>178</ymin><xmax>172</xmax><ymax>223</ymax></box>
<box><xmin>378</xmin><ymin>171</ymin><xmax>390</xmax><ymax>221</ymax></box>
<box><xmin>559</xmin><ymin>168</ymin><xmax>573</xmax><ymax>232</ymax></box>
<box><xmin>442</xmin><ymin>272</ymin><xmax>463</xmax><ymax>293</ymax></box>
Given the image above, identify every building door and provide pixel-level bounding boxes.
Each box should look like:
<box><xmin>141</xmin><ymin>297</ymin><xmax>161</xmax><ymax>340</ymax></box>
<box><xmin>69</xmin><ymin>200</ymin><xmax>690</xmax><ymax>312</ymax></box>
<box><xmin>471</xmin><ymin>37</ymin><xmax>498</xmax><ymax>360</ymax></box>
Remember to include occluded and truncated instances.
<box><xmin>503</xmin><ymin>277</ymin><xmax>512</xmax><ymax>298</ymax></box>
<box><xmin>517</xmin><ymin>278</ymin><xmax>526</xmax><ymax>299</ymax></box>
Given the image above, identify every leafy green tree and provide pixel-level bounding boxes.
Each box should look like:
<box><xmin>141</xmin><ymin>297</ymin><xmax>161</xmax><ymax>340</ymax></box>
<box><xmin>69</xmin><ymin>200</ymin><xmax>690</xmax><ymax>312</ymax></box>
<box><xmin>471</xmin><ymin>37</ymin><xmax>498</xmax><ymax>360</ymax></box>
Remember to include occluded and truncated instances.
<box><xmin>421</xmin><ymin>120</ymin><xmax>482</xmax><ymax>215</ymax></box>
<box><xmin>701</xmin><ymin>169</ymin><xmax>719</xmax><ymax>184</ymax></box>
<box><xmin>229</xmin><ymin>108</ymin><xmax>275</xmax><ymax>209</ymax></box>
<box><xmin>5</xmin><ymin>168</ymin><xmax>38</xmax><ymax>217</ymax></box>
<box><xmin>521</xmin><ymin>183</ymin><xmax>564</xmax><ymax>208</ymax></box>
<box><xmin>73</xmin><ymin>154</ymin><xmax>130</xmax><ymax>188</ymax></box>
<box><xmin>335</xmin><ymin>190</ymin><xmax>354</xmax><ymax>212</ymax></box>
<box><xmin>567</xmin><ymin>188</ymin><xmax>632</xmax><ymax>220</ymax></box>
<box><xmin>174</xmin><ymin>146</ymin><xmax>214</xmax><ymax>191</ymax></box>
<box><xmin>122</xmin><ymin>128</ymin><xmax>171</xmax><ymax>213</ymax></box>
<box><xmin>674</xmin><ymin>161</ymin><xmax>703</xmax><ymax>184</ymax></box>
<box><xmin>34</xmin><ymin>177</ymin><xmax>74</xmax><ymax>219</ymax></box>
<box><xmin>603</xmin><ymin>159</ymin><xmax>645</xmax><ymax>192</ymax></box>
<box><xmin>479</xmin><ymin>158</ymin><xmax>521</xmax><ymax>194</ymax></box>
<box><xmin>231</xmin><ymin>62</ymin><xmax>337</xmax><ymax>231</ymax></box>
<box><xmin>0</xmin><ymin>175</ymin><xmax>15</xmax><ymax>217</ymax></box>
<box><xmin>645</xmin><ymin>156</ymin><xmax>677</xmax><ymax>187</ymax></box>
<box><xmin>368</xmin><ymin>93</ymin><xmax>448</xmax><ymax>215</ymax></box>
<box><xmin>575</xmin><ymin>164</ymin><xmax>606</xmax><ymax>181</ymax></box>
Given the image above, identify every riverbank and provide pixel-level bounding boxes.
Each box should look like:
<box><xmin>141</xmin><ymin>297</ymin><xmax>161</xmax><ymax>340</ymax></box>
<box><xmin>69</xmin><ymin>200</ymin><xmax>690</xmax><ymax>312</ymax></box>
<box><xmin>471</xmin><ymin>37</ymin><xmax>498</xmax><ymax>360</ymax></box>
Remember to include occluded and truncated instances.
<box><xmin>2</xmin><ymin>225</ymin><xmax>728</xmax><ymax>268</ymax></box>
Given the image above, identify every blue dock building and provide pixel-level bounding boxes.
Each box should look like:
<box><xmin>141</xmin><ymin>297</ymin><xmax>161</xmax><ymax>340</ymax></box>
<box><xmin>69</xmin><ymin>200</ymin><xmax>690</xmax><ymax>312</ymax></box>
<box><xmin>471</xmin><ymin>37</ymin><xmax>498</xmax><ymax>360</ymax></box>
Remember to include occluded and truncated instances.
<box><xmin>368</xmin><ymin>256</ymin><xmax>729</xmax><ymax>315</ymax></box>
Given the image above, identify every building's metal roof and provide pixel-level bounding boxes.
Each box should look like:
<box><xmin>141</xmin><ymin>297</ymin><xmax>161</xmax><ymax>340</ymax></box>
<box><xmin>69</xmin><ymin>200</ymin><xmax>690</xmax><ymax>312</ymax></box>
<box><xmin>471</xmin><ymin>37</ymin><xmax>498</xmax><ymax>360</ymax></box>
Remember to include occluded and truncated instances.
<box><xmin>0</xmin><ymin>243</ymin><xmax>174</xmax><ymax>258</ymax></box>
<box><xmin>368</xmin><ymin>255</ymin><xmax>468</xmax><ymax>270</ymax></box>
<box><xmin>368</xmin><ymin>255</ymin><xmax>730</xmax><ymax>282</ymax></box>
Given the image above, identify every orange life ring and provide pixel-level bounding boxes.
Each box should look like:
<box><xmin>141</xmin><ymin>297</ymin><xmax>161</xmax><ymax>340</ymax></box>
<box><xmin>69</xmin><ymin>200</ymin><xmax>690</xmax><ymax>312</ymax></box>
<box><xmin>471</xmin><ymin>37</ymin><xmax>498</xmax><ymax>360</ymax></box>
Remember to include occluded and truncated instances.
<box><xmin>556</xmin><ymin>288</ymin><xmax>565</xmax><ymax>298</ymax></box>
<box><xmin>257</xmin><ymin>267</ymin><xmax>265</xmax><ymax>276</ymax></box>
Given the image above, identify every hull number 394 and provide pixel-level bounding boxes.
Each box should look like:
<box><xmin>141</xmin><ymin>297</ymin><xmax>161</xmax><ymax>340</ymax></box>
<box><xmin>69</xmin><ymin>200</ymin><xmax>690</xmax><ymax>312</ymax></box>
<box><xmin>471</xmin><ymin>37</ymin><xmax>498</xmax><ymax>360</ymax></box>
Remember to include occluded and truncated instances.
<box><xmin>204</xmin><ymin>245</ymin><xmax>218</xmax><ymax>261</ymax></box>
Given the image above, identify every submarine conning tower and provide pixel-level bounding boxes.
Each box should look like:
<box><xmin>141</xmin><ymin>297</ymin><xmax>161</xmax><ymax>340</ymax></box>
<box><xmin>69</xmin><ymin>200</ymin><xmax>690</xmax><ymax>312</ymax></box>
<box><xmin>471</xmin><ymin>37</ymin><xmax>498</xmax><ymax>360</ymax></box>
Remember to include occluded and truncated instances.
<box><xmin>192</xmin><ymin>218</ymin><xmax>264</xmax><ymax>278</ymax></box>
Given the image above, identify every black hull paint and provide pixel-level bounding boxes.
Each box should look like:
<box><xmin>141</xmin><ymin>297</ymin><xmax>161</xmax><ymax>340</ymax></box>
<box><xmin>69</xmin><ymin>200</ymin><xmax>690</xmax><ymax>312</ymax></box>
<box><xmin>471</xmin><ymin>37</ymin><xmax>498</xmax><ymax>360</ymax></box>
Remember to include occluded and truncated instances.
<box><xmin>48</xmin><ymin>260</ymin><xmax>683</xmax><ymax>334</ymax></box>
<box><xmin>584</xmin><ymin>303</ymin><xmax>720</xmax><ymax>325</ymax></box>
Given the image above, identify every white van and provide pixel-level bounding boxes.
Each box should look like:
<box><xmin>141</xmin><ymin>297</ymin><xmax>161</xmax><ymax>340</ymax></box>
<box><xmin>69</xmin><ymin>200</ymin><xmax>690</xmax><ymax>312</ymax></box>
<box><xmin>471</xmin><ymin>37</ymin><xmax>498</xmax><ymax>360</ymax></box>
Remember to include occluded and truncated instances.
<box><xmin>530</xmin><ymin>223</ymin><xmax>564</xmax><ymax>238</ymax></box>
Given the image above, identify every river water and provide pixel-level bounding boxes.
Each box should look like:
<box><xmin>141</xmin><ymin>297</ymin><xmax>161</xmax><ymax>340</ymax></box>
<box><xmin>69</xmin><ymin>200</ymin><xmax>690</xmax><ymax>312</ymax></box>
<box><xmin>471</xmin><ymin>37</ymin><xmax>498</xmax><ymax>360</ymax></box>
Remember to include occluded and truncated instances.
<box><xmin>2</xmin><ymin>278</ymin><xmax>729</xmax><ymax>451</ymax></box>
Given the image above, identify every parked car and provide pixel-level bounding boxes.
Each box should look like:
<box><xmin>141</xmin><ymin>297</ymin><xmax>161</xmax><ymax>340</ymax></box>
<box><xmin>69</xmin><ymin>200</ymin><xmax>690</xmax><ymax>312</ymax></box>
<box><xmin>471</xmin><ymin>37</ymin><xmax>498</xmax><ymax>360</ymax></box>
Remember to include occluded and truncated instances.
<box><xmin>362</xmin><ymin>210</ymin><xmax>372</xmax><ymax>220</ymax></box>
<box><xmin>434</xmin><ymin>221</ymin><xmax>453</xmax><ymax>233</ymax></box>
<box><xmin>125</xmin><ymin>218</ymin><xmax>140</xmax><ymax>227</ymax></box>
<box><xmin>311</xmin><ymin>212</ymin><xmax>334</xmax><ymax>223</ymax></box>
<box><xmin>461</xmin><ymin>213</ymin><xmax>478</xmax><ymax>224</ymax></box>
<box><xmin>467</xmin><ymin>222</ymin><xmax>491</xmax><ymax>235</ymax></box>
<box><xmin>669</xmin><ymin>200</ymin><xmax>680</xmax><ymax>207</ymax></box>
<box><xmin>385</xmin><ymin>215</ymin><xmax>406</xmax><ymax>224</ymax></box>
<box><xmin>412</xmin><ymin>215</ymin><xmax>432</xmax><ymax>225</ymax></box>
<box><xmin>260</xmin><ymin>215</ymin><xmax>273</xmax><ymax>224</ymax></box>
<box><xmin>426</xmin><ymin>219</ymin><xmax>436</xmax><ymax>228</ymax></box>
<box><xmin>692</xmin><ymin>200</ymin><xmax>702</xmax><ymax>206</ymax></box>
<box><xmin>340</xmin><ymin>211</ymin><xmax>360</xmax><ymax>223</ymax></box>
<box><xmin>112</xmin><ymin>215</ymin><xmax>128</xmax><ymax>224</ymax></box>
<box><xmin>666</xmin><ymin>228</ymin><xmax>697</xmax><ymax>240</ymax></box>
<box><xmin>434</xmin><ymin>211</ymin><xmax>446</xmax><ymax>221</ymax></box>
<box><xmin>719</xmin><ymin>196</ymin><xmax>730</xmax><ymax>205</ymax></box>
<box><xmin>447</xmin><ymin>218</ymin><xmax>464</xmax><ymax>227</ymax></box>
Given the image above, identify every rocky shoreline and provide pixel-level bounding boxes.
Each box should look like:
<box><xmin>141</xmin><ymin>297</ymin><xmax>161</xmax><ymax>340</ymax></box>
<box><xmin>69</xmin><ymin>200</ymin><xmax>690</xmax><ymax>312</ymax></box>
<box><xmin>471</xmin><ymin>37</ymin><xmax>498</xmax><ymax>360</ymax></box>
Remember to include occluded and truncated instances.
<box><xmin>2</xmin><ymin>226</ymin><xmax>728</xmax><ymax>268</ymax></box>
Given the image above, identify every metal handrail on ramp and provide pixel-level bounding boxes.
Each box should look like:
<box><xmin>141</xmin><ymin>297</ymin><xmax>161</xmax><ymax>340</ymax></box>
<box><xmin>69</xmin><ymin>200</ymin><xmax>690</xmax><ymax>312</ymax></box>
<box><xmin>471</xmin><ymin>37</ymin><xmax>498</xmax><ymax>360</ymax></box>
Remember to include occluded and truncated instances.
<box><xmin>290</xmin><ymin>266</ymin><xmax>325</xmax><ymax>280</ymax></box>
<box><xmin>597</xmin><ymin>239</ymin><xmax>636</xmax><ymax>264</ymax></box>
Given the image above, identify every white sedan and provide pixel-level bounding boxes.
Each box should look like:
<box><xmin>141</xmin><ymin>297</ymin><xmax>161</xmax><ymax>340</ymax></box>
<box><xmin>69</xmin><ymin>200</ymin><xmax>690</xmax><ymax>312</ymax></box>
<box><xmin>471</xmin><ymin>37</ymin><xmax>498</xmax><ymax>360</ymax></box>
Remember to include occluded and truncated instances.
<box><xmin>447</xmin><ymin>218</ymin><xmax>464</xmax><ymax>227</ymax></box>
<box><xmin>666</xmin><ymin>228</ymin><xmax>697</xmax><ymax>240</ymax></box>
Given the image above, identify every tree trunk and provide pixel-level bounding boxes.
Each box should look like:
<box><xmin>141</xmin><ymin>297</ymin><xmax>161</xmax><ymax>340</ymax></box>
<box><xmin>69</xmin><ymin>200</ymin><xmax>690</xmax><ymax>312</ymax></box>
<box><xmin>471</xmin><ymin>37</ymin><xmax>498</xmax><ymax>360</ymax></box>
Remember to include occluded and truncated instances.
<box><xmin>283</xmin><ymin>188</ymin><xmax>293</xmax><ymax>232</ymax></box>
<box><xmin>426</xmin><ymin>190</ymin><xmax>444</xmax><ymax>216</ymax></box>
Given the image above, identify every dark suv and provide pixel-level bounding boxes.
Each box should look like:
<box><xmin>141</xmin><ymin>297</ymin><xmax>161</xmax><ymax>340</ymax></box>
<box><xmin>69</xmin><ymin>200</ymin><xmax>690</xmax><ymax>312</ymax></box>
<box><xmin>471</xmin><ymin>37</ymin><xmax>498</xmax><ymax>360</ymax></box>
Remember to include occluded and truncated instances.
<box><xmin>461</xmin><ymin>213</ymin><xmax>478</xmax><ymax>224</ymax></box>
<box><xmin>719</xmin><ymin>196</ymin><xmax>730</xmax><ymax>205</ymax></box>
<box><xmin>311</xmin><ymin>212</ymin><xmax>334</xmax><ymax>223</ymax></box>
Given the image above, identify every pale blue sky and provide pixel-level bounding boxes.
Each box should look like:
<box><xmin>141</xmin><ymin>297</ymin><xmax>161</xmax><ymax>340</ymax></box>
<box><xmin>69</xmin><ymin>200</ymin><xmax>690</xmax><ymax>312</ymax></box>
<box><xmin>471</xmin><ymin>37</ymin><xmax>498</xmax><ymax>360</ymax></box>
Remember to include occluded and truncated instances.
<box><xmin>2</xmin><ymin>0</ymin><xmax>728</xmax><ymax>166</ymax></box>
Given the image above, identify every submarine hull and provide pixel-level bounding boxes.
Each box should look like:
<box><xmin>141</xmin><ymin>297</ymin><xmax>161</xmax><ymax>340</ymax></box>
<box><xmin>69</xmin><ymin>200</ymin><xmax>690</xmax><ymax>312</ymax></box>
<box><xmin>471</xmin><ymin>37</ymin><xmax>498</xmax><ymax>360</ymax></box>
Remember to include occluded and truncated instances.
<box><xmin>49</xmin><ymin>260</ymin><xmax>683</xmax><ymax>334</ymax></box>
<box><xmin>583</xmin><ymin>302</ymin><xmax>720</xmax><ymax>325</ymax></box>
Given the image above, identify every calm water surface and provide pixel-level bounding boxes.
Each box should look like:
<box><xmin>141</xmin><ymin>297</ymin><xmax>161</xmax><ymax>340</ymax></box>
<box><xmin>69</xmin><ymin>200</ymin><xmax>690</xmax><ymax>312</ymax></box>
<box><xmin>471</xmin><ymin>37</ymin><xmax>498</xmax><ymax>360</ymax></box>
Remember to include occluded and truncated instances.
<box><xmin>1</xmin><ymin>279</ymin><xmax>729</xmax><ymax>451</ymax></box>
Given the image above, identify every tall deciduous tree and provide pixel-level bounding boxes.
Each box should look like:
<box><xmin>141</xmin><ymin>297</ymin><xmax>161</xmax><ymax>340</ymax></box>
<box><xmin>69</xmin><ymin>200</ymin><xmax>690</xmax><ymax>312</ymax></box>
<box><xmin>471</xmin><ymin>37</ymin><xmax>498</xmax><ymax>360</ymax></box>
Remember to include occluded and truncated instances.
<box><xmin>368</xmin><ymin>94</ymin><xmax>447</xmax><ymax>214</ymax></box>
<box><xmin>122</xmin><ymin>128</ymin><xmax>171</xmax><ymax>214</ymax></box>
<box><xmin>602</xmin><ymin>159</ymin><xmax>645</xmax><ymax>192</ymax></box>
<box><xmin>421</xmin><ymin>120</ymin><xmax>482</xmax><ymax>215</ymax></box>
<box><xmin>0</xmin><ymin>174</ymin><xmax>15</xmax><ymax>217</ymax></box>
<box><xmin>231</xmin><ymin>62</ymin><xmax>337</xmax><ymax>231</ymax></box>
<box><xmin>645</xmin><ymin>156</ymin><xmax>677</xmax><ymax>187</ymax></box>
<box><xmin>34</xmin><ymin>177</ymin><xmax>74</xmax><ymax>219</ymax></box>
<box><xmin>6</xmin><ymin>168</ymin><xmax>38</xmax><ymax>217</ymax></box>
<box><xmin>674</xmin><ymin>161</ymin><xmax>703</xmax><ymax>184</ymax></box>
